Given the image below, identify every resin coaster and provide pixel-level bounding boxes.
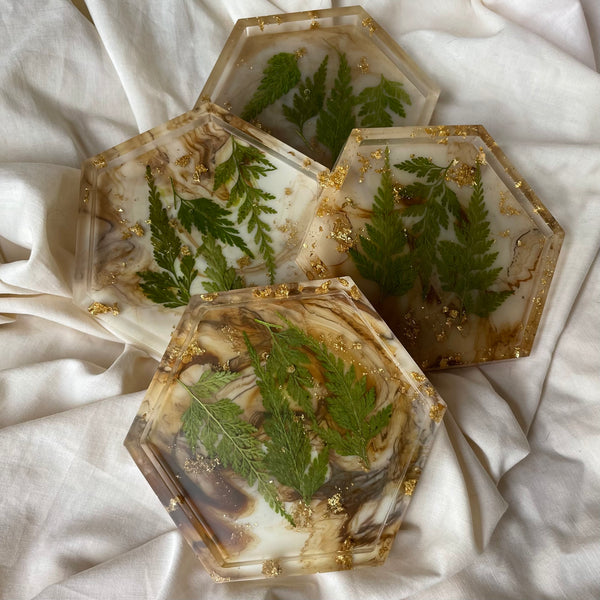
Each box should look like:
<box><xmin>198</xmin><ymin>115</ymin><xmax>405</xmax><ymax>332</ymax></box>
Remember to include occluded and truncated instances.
<box><xmin>198</xmin><ymin>6</ymin><xmax>439</xmax><ymax>168</ymax></box>
<box><xmin>297</xmin><ymin>126</ymin><xmax>565</xmax><ymax>369</ymax></box>
<box><xmin>73</xmin><ymin>102</ymin><xmax>320</xmax><ymax>356</ymax></box>
<box><xmin>124</xmin><ymin>277</ymin><xmax>446</xmax><ymax>581</ymax></box>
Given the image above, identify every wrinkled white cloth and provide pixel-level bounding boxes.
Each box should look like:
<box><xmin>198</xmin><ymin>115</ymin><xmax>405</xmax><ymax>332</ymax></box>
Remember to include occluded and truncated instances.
<box><xmin>0</xmin><ymin>1</ymin><xmax>598</xmax><ymax>598</ymax></box>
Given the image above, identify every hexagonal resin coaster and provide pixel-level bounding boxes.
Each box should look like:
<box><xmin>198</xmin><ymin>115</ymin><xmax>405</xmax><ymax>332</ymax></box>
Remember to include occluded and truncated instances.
<box><xmin>198</xmin><ymin>7</ymin><xmax>439</xmax><ymax>169</ymax></box>
<box><xmin>73</xmin><ymin>102</ymin><xmax>320</xmax><ymax>357</ymax></box>
<box><xmin>124</xmin><ymin>277</ymin><xmax>445</xmax><ymax>581</ymax></box>
<box><xmin>297</xmin><ymin>126</ymin><xmax>564</xmax><ymax>369</ymax></box>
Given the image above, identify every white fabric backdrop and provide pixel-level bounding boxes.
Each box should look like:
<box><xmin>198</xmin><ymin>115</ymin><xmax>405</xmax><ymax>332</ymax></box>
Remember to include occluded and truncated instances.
<box><xmin>0</xmin><ymin>1</ymin><xmax>598</xmax><ymax>598</ymax></box>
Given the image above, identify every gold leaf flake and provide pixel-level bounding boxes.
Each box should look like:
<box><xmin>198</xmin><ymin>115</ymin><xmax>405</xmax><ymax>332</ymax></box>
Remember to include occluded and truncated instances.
<box><xmin>318</xmin><ymin>164</ymin><xmax>349</xmax><ymax>190</ymax></box>
<box><xmin>174</xmin><ymin>154</ymin><xmax>191</xmax><ymax>167</ymax></box>
<box><xmin>92</xmin><ymin>155</ymin><xmax>107</xmax><ymax>169</ymax></box>
<box><xmin>262</xmin><ymin>559</ymin><xmax>282</xmax><ymax>578</ymax></box>
<box><xmin>358</xmin><ymin>56</ymin><xmax>369</xmax><ymax>74</ymax></box>
<box><xmin>88</xmin><ymin>302</ymin><xmax>119</xmax><ymax>316</ymax></box>
<box><xmin>429</xmin><ymin>402</ymin><xmax>446</xmax><ymax>423</ymax></box>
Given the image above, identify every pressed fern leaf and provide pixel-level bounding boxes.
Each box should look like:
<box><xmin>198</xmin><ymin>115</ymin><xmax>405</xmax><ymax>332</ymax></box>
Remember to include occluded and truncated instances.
<box><xmin>179</xmin><ymin>373</ymin><xmax>293</xmax><ymax>525</ymax></box>
<box><xmin>349</xmin><ymin>148</ymin><xmax>415</xmax><ymax>298</ymax></box>
<box><xmin>137</xmin><ymin>166</ymin><xmax>198</xmax><ymax>308</ymax></box>
<box><xmin>246</xmin><ymin>332</ymin><xmax>327</xmax><ymax>504</ymax></box>
<box><xmin>357</xmin><ymin>75</ymin><xmax>411</xmax><ymax>127</ymax></box>
<box><xmin>316</xmin><ymin>51</ymin><xmax>356</xmax><ymax>162</ymax></box>
<box><xmin>241</xmin><ymin>52</ymin><xmax>301</xmax><ymax>122</ymax></box>
<box><xmin>213</xmin><ymin>138</ymin><xmax>278</xmax><ymax>282</ymax></box>
<box><xmin>171</xmin><ymin>181</ymin><xmax>252</xmax><ymax>258</ymax></box>
<box><xmin>283</xmin><ymin>322</ymin><xmax>391</xmax><ymax>468</ymax></box>
<box><xmin>436</xmin><ymin>167</ymin><xmax>513</xmax><ymax>316</ymax></box>
<box><xmin>197</xmin><ymin>234</ymin><xmax>245</xmax><ymax>293</ymax></box>
<box><xmin>282</xmin><ymin>54</ymin><xmax>329</xmax><ymax>144</ymax></box>
<box><xmin>394</xmin><ymin>158</ymin><xmax>461</xmax><ymax>296</ymax></box>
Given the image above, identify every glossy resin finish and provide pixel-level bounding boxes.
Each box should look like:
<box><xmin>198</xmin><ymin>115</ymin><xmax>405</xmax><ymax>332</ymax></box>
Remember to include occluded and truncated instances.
<box><xmin>297</xmin><ymin>126</ymin><xmax>564</xmax><ymax>369</ymax></box>
<box><xmin>198</xmin><ymin>6</ymin><xmax>439</xmax><ymax>168</ymax></box>
<box><xmin>73</xmin><ymin>102</ymin><xmax>320</xmax><ymax>357</ymax></box>
<box><xmin>124</xmin><ymin>277</ymin><xmax>445</xmax><ymax>581</ymax></box>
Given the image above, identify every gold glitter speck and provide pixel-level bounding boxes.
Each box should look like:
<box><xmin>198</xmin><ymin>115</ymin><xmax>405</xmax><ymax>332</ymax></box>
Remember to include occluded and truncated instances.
<box><xmin>209</xmin><ymin>572</ymin><xmax>231</xmax><ymax>583</ymax></box>
<box><xmin>315</xmin><ymin>280</ymin><xmax>332</xmax><ymax>295</ymax></box>
<box><xmin>330</xmin><ymin>216</ymin><xmax>355</xmax><ymax>252</ymax></box>
<box><xmin>429</xmin><ymin>402</ymin><xmax>446</xmax><ymax>423</ymax></box>
<box><xmin>361</xmin><ymin>16</ymin><xmax>377</xmax><ymax>34</ymax></box>
<box><xmin>318</xmin><ymin>164</ymin><xmax>349</xmax><ymax>190</ymax></box>
<box><xmin>370</xmin><ymin>148</ymin><xmax>383</xmax><ymax>160</ymax></box>
<box><xmin>295</xmin><ymin>47</ymin><xmax>307</xmax><ymax>59</ymax></box>
<box><xmin>166</xmin><ymin>496</ymin><xmax>183</xmax><ymax>513</ymax></box>
<box><xmin>193</xmin><ymin>163</ymin><xmax>208</xmax><ymax>182</ymax></box>
<box><xmin>262</xmin><ymin>559</ymin><xmax>282</xmax><ymax>578</ymax></box>
<box><xmin>200</xmin><ymin>293</ymin><xmax>218</xmax><ymax>302</ymax></box>
<box><xmin>184</xmin><ymin>455</ymin><xmax>219</xmax><ymax>474</ymax></box>
<box><xmin>445</xmin><ymin>161</ymin><xmax>477</xmax><ymax>187</ymax></box>
<box><xmin>284</xmin><ymin>187</ymin><xmax>292</xmax><ymax>195</ymax></box>
<box><xmin>88</xmin><ymin>302</ymin><xmax>119</xmax><ymax>316</ymax></box>
<box><xmin>237</xmin><ymin>255</ymin><xmax>251</xmax><ymax>268</ymax></box>
<box><xmin>292</xmin><ymin>501</ymin><xmax>313</xmax><ymax>528</ymax></box>
<box><xmin>92</xmin><ymin>155</ymin><xmax>107</xmax><ymax>169</ymax></box>
<box><xmin>311</xmin><ymin>258</ymin><xmax>328</xmax><ymax>277</ymax></box>
<box><xmin>181</xmin><ymin>341</ymin><xmax>206</xmax><ymax>364</ymax></box>
<box><xmin>275</xmin><ymin>283</ymin><xmax>290</xmax><ymax>297</ymax></box>
<box><xmin>358</xmin><ymin>56</ymin><xmax>369</xmax><ymax>74</ymax></box>
<box><xmin>175</xmin><ymin>154</ymin><xmax>191</xmax><ymax>167</ymax></box>
<box><xmin>257</xmin><ymin>17</ymin><xmax>265</xmax><ymax>31</ymax></box>
<box><xmin>411</xmin><ymin>371</ymin><xmax>426</xmax><ymax>383</ymax></box>
<box><xmin>404</xmin><ymin>479</ymin><xmax>417</xmax><ymax>496</ymax></box>
<box><xmin>253</xmin><ymin>286</ymin><xmax>274</xmax><ymax>298</ymax></box>
<box><xmin>349</xmin><ymin>285</ymin><xmax>361</xmax><ymax>300</ymax></box>
<box><xmin>328</xmin><ymin>492</ymin><xmax>345</xmax><ymax>514</ymax></box>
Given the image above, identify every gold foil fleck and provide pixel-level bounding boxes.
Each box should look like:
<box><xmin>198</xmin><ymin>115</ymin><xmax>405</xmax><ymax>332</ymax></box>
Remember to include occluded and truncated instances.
<box><xmin>253</xmin><ymin>286</ymin><xmax>274</xmax><ymax>298</ymax></box>
<box><xmin>292</xmin><ymin>501</ymin><xmax>313</xmax><ymax>528</ymax></box>
<box><xmin>303</xmin><ymin>157</ymin><xmax>312</xmax><ymax>167</ymax></box>
<box><xmin>327</xmin><ymin>492</ymin><xmax>345</xmax><ymax>514</ymax></box>
<box><xmin>476</xmin><ymin>146</ymin><xmax>487</xmax><ymax>165</ymax></box>
<box><xmin>330</xmin><ymin>216</ymin><xmax>355</xmax><ymax>252</ymax></box>
<box><xmin>354</xmin><ymin>131</ymin><xmax>363</xmax><ymax>144</ymax></box>
<box><xmin>349</xmin><ymin>285</ymin><xmax>361</xmax><ymax>300</ymax></box>
<box><xmin>193</xmin><ymin>163</ymin><xmax>208</xmax><ymax>182</ymax></box>
<box><xmin>200</xmin><ymin>293</ymin><xmax>218</xmax><ymax>302</ymax></box>
<box><xmin>273</xmin><ymin>15</ymin><xmax>282</xmax><ymax>25</ymax></box>
<box><xmin>500</xmin><ymin>229</ymin><xmax>511</xmax><ymax>237</ymax></box>
<box><xmin>338</xmin><ymin>277</ymin><xmax>350</xmax><ymax>287</ymax></box>
<box><xmin>425</xmin><ymin>125</ymin><xmax>451</xmax><ymax>139</ymax></box>
<box><xmin>284</xmin><ymin>187</ymin><xmax>292</xmax><ymax>195</ymax></box>
<box><xmin>315</xmin><ymin>280</ymin><xmax>332</xmax><ymax>295</ymax></box>
<box><xmin>129</xmin><ymin>222</ymin><xmax>145</xmax><ymax>237</ymax></box>
<box><xmin>262</xmin><ymin>559</ymin><xmax>282</xmax><ymax>578</ymax></box>
<box><xmin>221</xmin><ymin>325</ymin><xmax>245</xmax><ymax>353</ymax></box>
<box><xmin>295</xmin><ymin>47</ymin><xmax>307</xmax><ymax>59</ymax></box>
<box><xmin>411</xmin><ymin>371</ymin><xmax>426</xmax><ymax>383</ymax></box>
<box><xmin>257</xmin><ymin>17</ymin><xmax>265</xmax><ymax>31</ymax></box>
<box><xmin>166</xmin><ymin>496</ymin><xmax>183</xmax><ymax>513</ymax></box>
<box><xmin>310</xmin><ymin>258</ymin><xmax>328</xmax><ymax>277</ymax></box>
<box><xmin>174</xmin><ymin>154</ymin><xmax>191</xmax><ymax>167</ymax></box>
<box><xmin>358</xmin><ymin>56</ymin><xmax>369</xmax><ymax>74</ymax></box>
<box><xmin>199</xmin><ymin>93</ymin><xmax>211</xmax><ymax>103</ymax></box>
<box><xmin>184</xmin><ymin>455</ymin><xmax>220</xmax><ymax>474</ymax></box>
<box><xmin>275</xmin><ymin>283</ymin><xmax>290</xmax><ymax>297</ymax></box>
<box><xmin>83</xmin><ymin>187</ymin><xmax>90</xmax><ymax>204</ymax></box>
<box><xmin>88</xmin><ymin>302</ymin><xmax>119</xmax><ymax>316</ymax></box>
<box><xmin>445</xmin><ymin>161</ymin><xmax>477</xmax><ymax>187</ymax></box>
<box><xmin>377</xmin><ymin>537</ymin><xmax>393</xmax><ymax>560</ymax></box>
<box><xmin>404</xmin><ymin>479</ymin><xmax>417</xmax><ymax>496</ymax></box>
<box><xmin>514</xmin><ymin>180</ymin><xmax>523</xmax><ymax>189</ymax></box>
<box><xmin>316</xmin><ymin>197</ymin><xmax>333</xmax><ymax>217</ymax></box>
<box><xmin>357</xmin><ymin>153</ymin><xmax>371</xmax><ymax>183</ymax></box>
<box><xmin>318</xmin><ymin>164</ymin><xmax>349</xmax><ymax>190</ymax></box>
<box><xmin>92</xmin><ymin>155</ymin><xmax>107</xmax><ymax>169</ymax></box>
<box><xmin>237</xmin><ymin>255</ymin><xmax>252</xmax><ymax>268</ymax></box>
<box><xmin>429</xmin><ymin>402</ymin><xmax>446</xmax><ymax>423</ymax></box>
<box><xmin>370</xmin><ymin>148</ymin><xmax>383</xmax><ymax>160</ymax></box>
<box><xmin>499</xmin><ymin>193</ymin><xmax>522</xmax><ymax>216</ymax></box>
<box><xmin>361</xmin><ymin>16</ymin><xmax>377</xmax><ymax>34</ymax></box>
<box><xmin>181</xmin><ymin>341</ymin><xmax>206</xmax><ymax>364</ymax></box>
<box><xmin>223</xmin><ymin>101</ymin><xmax>232</xmax><ymax>111</ymax></box>
<box><xmin>310</xmin><ymin>18</ymin><xmax>320</xmax><ymax>30</ymax></box>
<box><xmin>209</xmin><ymin>572</ymin><xmax>231</xmax><ymax>583</ymax></box>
